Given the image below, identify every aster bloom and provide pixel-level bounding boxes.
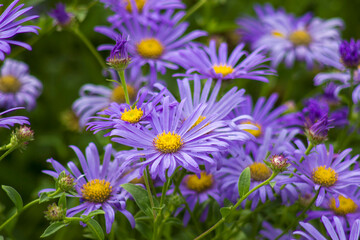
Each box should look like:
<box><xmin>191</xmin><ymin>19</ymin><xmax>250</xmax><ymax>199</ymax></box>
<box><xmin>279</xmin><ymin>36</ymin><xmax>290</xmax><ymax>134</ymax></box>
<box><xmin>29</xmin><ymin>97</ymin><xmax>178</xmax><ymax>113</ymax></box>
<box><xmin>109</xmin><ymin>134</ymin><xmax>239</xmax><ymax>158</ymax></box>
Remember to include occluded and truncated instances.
<box><xmin>339</xmin><ymin>39</ymin><xmax>360</xmax><ymax>69</ymax></box>
<box><xmin>110</xmin><ymin>97</ymin><xmax>234</xmax><ymax>180</ymax></box>
<box><xmin>95</xmin><ymin>11</ymin><xmax>207</xmax><ymax>84</ymax></box>
<box><xmin>0</xmin><ymin>107</ymin><xmax>29</xmax><ymax>129</ymax></box>
<box><xmin>284</xmin><ymin>144</ymin><xmax>360</xmax><ymax>206</ymax></box>
<box><xmin>87</xmin><ymin>87</ymin><xmax>165</xmax><ymax>134</ymax></box>
<box><xmin>218</xmin><ymin>128</ymin><xmax>298</xmax><ymax>208</ymax></box>
<box><xmin>239</xmin><ymin>4</ymin><xmax>343</xmax><ymax>69</ymax></box>
<box><xmin>307</xmin><ymin>186</ymin><xmax>360</xmax><ymax>230</ymax></box>
<box><xmin>293</xmin><ymin>216</ymin><xmax>360</xmax><ymax>240</ymax></box>
<box><xmin>176</xmin><ymin>170</ymin><xmax>221</xmax><ymax>225</ymax></box>
<box><xmin>107</xmin><ymin>34</ymin><xmax>131</xmax><ymax>71</ymax></box>
<box><xmin>0</xmin><ymin>59</ymin><xmax>42</xmax><ymax>110</ymax></box>
<box><xmin>72</xmin><ymin>70</ymin><xmax>144</xmax><ymax>127</ymax></box>
<box><xmin>173</xmin><ymin>40</ymin><xmax>274</xmax><ymax>82</ymax></box>
<box><xmin>49</xmin><ymin>3</ymin><xmax>73</xmax><ymax>26</ymax></box>
<box><xmin>0</xmin><ymin>0</ymin><xmax>39</xmax><ymax>60</ymax></box>
<box><xmin>42</xmin><ymin>143</ymin><xmax>136</xmax><ymax>233</ymax></box>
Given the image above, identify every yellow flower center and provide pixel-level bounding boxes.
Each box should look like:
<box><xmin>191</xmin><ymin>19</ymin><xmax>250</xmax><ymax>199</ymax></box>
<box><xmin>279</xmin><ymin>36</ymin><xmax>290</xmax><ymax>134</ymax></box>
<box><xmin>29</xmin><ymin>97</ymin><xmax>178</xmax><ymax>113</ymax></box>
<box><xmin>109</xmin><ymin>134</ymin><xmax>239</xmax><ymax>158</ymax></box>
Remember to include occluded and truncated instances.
<box><xmin>111</xmin><ymin>84</ymin><xmax>136</xmax><ymax>103</ymax></box>
<box><xmin>289</xmin><ymin>30</ymin><xmax>312</xmax><ymax>46</ymax></box>
<box><xmin>81</xmin><ymin>179</ymin><xmax>112</xmax><ymax>203</ymax></box>
<box><xmin>186</xmin><ymin>172</ymin><xmax>214</xmax><ymax>192</ymax></box>
<box><xmin>249</xmin><ymin>162</ymin><xmax>272</xmax><ymax>181</ymax></box>
<box><xmin>272</xmin><ymin>30</ymin><xmax>285</xmax><ymax>38</ymax></box>
<box><xmin>125</xmin><ymin>0</ymin><xmax>146</xmax><ymax>12</ymax></box>
<box><xmin>312</xmin><ymin>165</ymin><xmax>338</xmax><ymax>187</ymax></box>
<box><xmin>213</xmin><ymin>64</ymin><xmax>234</xmax><ymax>77</ymax></box>
<box><xmin>242</xmin><ymin>121</ymin><xmax>262</xmax><ymax>138</ymax></box>
<box><xmin>121</xmin><ymin>106</ymin><xmax>144</xmax><ymax>123</ymax></box>
<box><xmin>329</xmin><ymin>195</ymin><xmax>358</xmax><ymax>216</ymax></box>
<box><xmin>154</xmin><ymin>131</ymin><xmax>183</xmax><ymax>153</ymax></box>
<box><xmin>60</xmin><ymin>110</ymin><xmax>80</xmax><ymax>132</ymax></box>
<box><xmin>137</xmin><ymin>38</ymin><xmax>164</xmax><ymax>59</ymax></box>
<box><xmin>0</xmin><ymin>75</ymin><xmax>21</xmax><ymax>93</ymax></box>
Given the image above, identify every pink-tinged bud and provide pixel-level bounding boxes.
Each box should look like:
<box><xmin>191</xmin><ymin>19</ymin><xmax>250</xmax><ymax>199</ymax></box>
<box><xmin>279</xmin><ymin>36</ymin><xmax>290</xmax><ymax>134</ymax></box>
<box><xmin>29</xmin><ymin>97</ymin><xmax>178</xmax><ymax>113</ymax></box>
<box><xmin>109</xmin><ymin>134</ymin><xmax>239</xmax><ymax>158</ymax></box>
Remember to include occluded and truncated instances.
<box><xmin>270</xmin><ymin>154</ymin><xmax>289</xmax><ymax>172</ymax></box>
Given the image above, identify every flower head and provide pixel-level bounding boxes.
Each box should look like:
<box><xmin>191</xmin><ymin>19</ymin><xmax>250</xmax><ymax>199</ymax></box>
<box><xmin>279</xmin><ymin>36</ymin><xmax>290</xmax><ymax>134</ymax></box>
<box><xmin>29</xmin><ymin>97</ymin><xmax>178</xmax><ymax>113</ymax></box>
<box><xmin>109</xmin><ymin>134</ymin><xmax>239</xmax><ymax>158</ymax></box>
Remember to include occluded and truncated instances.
<box><xmin>49</xmin><ymin>3</ymin><xmax>73</xmax><ymax>26</ymax></box>
<box><xmin>339</xmin><ymin>39</ymin><xmax>360</xmax><ymax>69</ymax></box>
<box><xmin>173</xmin><ymin>40</ymin><xmax>274</xmax><ymax>82</ymax></box>
<box><xmin>42</xmin><ymin>143</ymin><xmax>136</xmax><ymax>233</ymax></box>
<box><xmin>0</xmin><ymin>0</ymin><xmax>39</xmax><ymax>60</ymax></box>
<box><xmin>0</xmin><ymin>59</ymin><xmax>42</xmax><ymax>111</ymax></box>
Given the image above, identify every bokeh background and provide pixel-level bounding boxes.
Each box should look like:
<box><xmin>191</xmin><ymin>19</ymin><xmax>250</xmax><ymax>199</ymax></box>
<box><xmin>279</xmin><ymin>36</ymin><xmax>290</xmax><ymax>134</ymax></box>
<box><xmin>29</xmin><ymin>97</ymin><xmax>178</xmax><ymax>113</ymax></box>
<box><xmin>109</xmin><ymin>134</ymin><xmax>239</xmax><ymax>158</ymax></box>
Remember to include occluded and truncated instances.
<box><xmin>0</xmin><ymin>0</ymin><xmax>359</xmax><ymax>239</ymax></box>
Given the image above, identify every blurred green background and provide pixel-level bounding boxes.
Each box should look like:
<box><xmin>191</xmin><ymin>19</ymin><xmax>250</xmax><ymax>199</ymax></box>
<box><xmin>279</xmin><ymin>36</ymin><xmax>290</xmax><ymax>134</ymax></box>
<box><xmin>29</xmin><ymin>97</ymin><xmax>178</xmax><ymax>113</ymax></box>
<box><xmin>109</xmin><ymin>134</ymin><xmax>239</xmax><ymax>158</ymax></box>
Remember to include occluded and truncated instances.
<box><xmin>0</xmin><ymin>0</ymin><xmax>359</xmax><ymax>239</ymax></box>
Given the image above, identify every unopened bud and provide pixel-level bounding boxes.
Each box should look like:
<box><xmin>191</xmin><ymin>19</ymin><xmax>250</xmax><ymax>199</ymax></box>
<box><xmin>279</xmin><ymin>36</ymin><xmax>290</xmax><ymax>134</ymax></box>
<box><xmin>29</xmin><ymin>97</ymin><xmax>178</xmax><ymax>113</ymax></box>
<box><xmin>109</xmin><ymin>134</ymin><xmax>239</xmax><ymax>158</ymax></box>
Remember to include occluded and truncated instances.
<box><xmin>57</xmin><ymin>171</ymin><xmax>75</xmax><ymax>192</ymax></box>
<box><xmin>269</xmin><ymin>154</ymin><xmax>289</xmax><ymax>172</ymax></box>
<box><xmin>107</xmin><ymin>34</ymin><xmax>131</xmax><ymax>71</ymax></box>
<box><xmin>44</xmin><ymin>203</ymin><xmax>66</xmax><ymax>222</ymax></box>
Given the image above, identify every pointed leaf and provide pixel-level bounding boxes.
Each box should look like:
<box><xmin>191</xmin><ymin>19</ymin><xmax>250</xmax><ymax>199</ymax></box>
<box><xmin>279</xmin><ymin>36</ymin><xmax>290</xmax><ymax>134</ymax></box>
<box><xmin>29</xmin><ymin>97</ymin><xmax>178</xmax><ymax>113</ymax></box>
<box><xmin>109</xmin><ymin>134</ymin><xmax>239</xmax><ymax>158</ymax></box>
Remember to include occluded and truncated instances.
<box><xmin>83</xmin><ymin>210</ymin><xmax>105</xmax><ymax>221</ymax></box>
<box><xmin>238</xmin><ymin>167</ymin><xmax>251</xmax><ymax>198</ymax></box>
<box><xmin>87</xmin><ymin>219</ymin><xmax>105</xmax><ymax>240</ymax></box>
<box><xmin>39</xmin><ymin>192</ymin><xmax>51</xmax><ymax>203</ymax></box>
<box><xmin>270</xmin><ymin>181</ymin><xmax>276</xmax><ymax>188</ymax></box>
<box><xmin>220</xmin><ymin>206</ymin><xmax>232</xmax><ymax>219</ymax></box>
<box><xmin>2</xmin><ymin>185</ymin><xmax>23</xmax><ymax>211</ymax></box>
<box><xmin>121</xmin><ymin>183</ymin><xmax>152</xmax><ymax>217</ymax></box>
<box><xmin>58</xmin><ymin>193</ymin><xmax>66</xmax><ymax>208</ymax></box>
<box><xmin>40</xmin><ymin>222</ymin><xmax>68</xmax><ymax>238</ymax></box>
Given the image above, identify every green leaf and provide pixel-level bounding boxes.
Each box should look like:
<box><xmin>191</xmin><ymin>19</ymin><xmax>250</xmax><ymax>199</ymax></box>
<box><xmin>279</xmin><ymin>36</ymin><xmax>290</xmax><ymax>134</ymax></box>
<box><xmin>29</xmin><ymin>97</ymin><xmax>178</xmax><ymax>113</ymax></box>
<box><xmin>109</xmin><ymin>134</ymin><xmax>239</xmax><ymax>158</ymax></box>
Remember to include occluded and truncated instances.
<box><xmin>165</xmin><ymin>217</ymin><xmax>183</xmax><ymax>226</ymax></box>
<box><xmin>58</xmin><ymin>193</ymin><xmax>67</xmax><ymax>208</ymax></box>
<box><xmin>220</xmin><ymin>206</ymin><xmax>232</xmax><ymax>219</ymax></box>
<box><xmin>87</xmin><ymin>219</ymin><xmax>105</xmax><ymax>240</ymax></box>
<box><xmin>270</xmin><ymin>181</ymin><xmax>276</xmax><ymax>188</ymax></box>
<box><xmin>2</xmin><ymin>185</ymin><xmax>23</xmax><ymax>211</ymax></box>
<box><xmin>40</xmin><ymin>222</ymin><xmax>68</xmax><ymax>238</ymax></box>
<box><xmin>238</xmin><ymin>167</ymin><xmax>251</xmax><ymax>198</ymax></box>
<box><xmin>39</xmin><ymin>192</ymin><xmax>51</xmax><ymax>203</ymax></box>
<box><xmin>121</xmin><ymin>183</ymin><xmax>152</xmax><ymax>217</ymax></box>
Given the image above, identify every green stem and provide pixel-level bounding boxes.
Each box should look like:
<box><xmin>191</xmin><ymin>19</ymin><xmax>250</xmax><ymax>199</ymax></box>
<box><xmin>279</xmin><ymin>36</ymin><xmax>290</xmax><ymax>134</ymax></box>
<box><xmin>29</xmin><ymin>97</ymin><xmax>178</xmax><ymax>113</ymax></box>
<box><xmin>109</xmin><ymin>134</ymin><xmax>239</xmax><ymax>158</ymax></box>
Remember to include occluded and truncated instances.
<box><xmin>0</xmin><ymin>199</ymin><xmax>39</xmax><ymax>231</ymax></box>
<box><xmin>143</xmin><ymin>167</ymin><xmax>156</xmax><ymax>219</ymax></box>
<box><xmin>0</xmin><ymin>145</ymin><xmax>18</xmax><ymax>162</ymax></box>
<box><xmin>179</xmin><ymin>0</ymin><xmax>208</xmax><ymax>23</ymax></box>
<box><xmin>64</xmin><ymin>217</ymin><xmax>84</xmax><ymax>222</ymax></box>
<box><xmin>274</xmin><ymin>189</ymin><xmax>320</xmax><ymax>240</ymax></box>
<box><xmin>194</xmin><ymin>171</ymin><xmax>278</xmax><ymax>240</ymax></box>
<box><xmin>72</xmin><ymin>27</ymin><xmax>107</xmax><ymax>70</ymax></box>
<box><xmin>117</xmin><ymin>70</ymin><xmax>130</xmax><ymax>105</ymax></box>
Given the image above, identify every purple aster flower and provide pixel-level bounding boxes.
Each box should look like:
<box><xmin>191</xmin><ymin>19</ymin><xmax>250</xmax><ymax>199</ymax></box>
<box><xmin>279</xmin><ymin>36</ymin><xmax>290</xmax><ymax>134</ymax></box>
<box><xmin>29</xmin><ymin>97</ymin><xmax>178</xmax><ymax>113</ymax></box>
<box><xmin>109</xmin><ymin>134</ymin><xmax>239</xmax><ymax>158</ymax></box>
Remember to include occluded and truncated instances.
<box><xmin>49</xmin><ymin>3</ymin><xmax>72</xmax><ymax>26</ymax></box>
<box><xmin>307</xmin><ymin>186</ymin><xmax>360</xmax><ymax>231</ymax></box>
<box><xmin>86</xmin><ymin>87</ymin><xmax>165</xmax><ymax>134</ymax></box>
<box><xmin>283</xmin><ymin>144</ymin><xmax>360</xmax><ymax>206</ymax></box>
<box><xmin>173</xmin><ymin>40</ymin><xmax>275</xmax><ymax>82</ymax></box>
<box><xmin>218</xmin><ymin>128</ymin><xmax>298</xmax><ymax>208</ymax></box>
<box><xmin>95</xmin><ymin>11</ymin><xmax>207</xmax><ymax>84</ymax></box>
<box><xmin>110</xmin><ymin>97</ymin><xmax>238</xmax><ymax>181</ymax></box>
<box><xmin>175</xmin><ymin>170</ymin><xmax>221</xmax><ymax>225</ymax></box>
<box><xmin>72</xmin><ymin>70</ymin><xmax>144</xmax><ymax>127</ymax></box>
<box><xmin>294</xmin><ymin>216</ymin><xmax>360</xmax><ymax>240</ymax></box>
<box><xmin>239</xmin><ymin>4</ymin><xmax>343</xmax><ymax>69</ymax></box>
<box><xmin>0</xmin><ymin>59</ymin><xmax>42</xmax><ymax>111</ymax></box>
<box><xmin>305</xmin><ymin>114</ymin><xmax>333</xmax><ymax>145</ymax></box>
<box><xmin>339</xmin><ymin>39</ymin><xmax>360</xmax><ymax>69</ymax></box>
<box><xmin>0</xmin><ymin>107</ymin><xmax>29</xmax><ymax>129</ymax></box>
<box><xmin>0</xmin><ymin>0</ymin><xmax>39</xmax><ymax>60</ymax></box>
<box><xmin>42</xmin><ymin>143</ymin><xmax>136</xmax><ymax>233</ymax></box>
<box><xmin>259</xmin><ymin>221</ymin><xmax>291</xmax><ymax>240</ymax></box>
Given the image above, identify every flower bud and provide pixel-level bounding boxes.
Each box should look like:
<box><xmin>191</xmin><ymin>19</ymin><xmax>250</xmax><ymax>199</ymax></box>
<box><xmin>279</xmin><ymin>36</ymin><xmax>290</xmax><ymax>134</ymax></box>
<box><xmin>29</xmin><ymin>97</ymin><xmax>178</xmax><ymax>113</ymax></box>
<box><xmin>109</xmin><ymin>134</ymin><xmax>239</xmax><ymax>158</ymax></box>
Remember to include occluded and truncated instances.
<box><xmin>49</xmin><ymin>3</ymin><xmax>73</xmax><ymax>27</ymax></box>
<box><xmin>339</xmin><ymin>39</ymin><xmax>360</xmax><ymax>69</ymax></box>
<box><xmin>44</xmin><ymin>203</ymin><xmax>66</xmax><ymax>222</ymax></box>
<box><xmin>269</xmin><ymin>154</ymin><xmax>289</xmax><ymax>172</ymax></box>
<box><xmin>107</xmin><ymin>34</ymin><xmax>131</xmax><ymax>71</ymax></box>
<box><xmin>305</xmin><ymin>115</ymin><xmax>333</xmax><ymax>145</ymax></box>
<box><xmin>57</xmin><ymin>171</ymin><xmax>75</xmax><ymax>192</ymax></box>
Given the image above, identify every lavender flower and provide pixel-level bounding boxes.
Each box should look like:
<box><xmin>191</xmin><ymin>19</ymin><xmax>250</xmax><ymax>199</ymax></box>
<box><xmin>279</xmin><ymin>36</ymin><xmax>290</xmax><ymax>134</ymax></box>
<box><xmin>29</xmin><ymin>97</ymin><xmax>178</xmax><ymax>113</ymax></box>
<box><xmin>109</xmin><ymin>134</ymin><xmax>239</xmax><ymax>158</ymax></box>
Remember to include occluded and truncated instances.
<box><xmin>95</xmin><ymin>11</ymin><xmax>206</xmax><ymax>84</ymax></box>
<box><xmin>173</xmin><ymin>40</ymin><xmax>274</xmax><ymax>82</ymax></box>
<box><xmin>339</xmin><ymin>39</ymin><xmax>360</xmax><ymax>69</ymax></box>
<box><xmin>42</xmin><ymin>143</ymin><xmax>136</xmax><ymax>233</ymax></box>
<box><xmin>284</xmin><ymin>144</ymin><xmax>360</xmax><ymax>206</ymax></box>
<box><xmin>49</xmin><ymin>3</ymin><xmax>72</xmax><ymax>26</ymax></box>
<box><xmin>294</xmin><ymin>216</ymin><xmax>360</xmax><ymax>240</ymax></box>
<box><xmin>0</xmin><ymin>59</ymin><xmax>42</xmax><ymax>110</ymax></box>
<box><xmin>238</xmin><ymin>4</ymin><xmax>343</xmax><ymax>69</ymax></box>
<box><xmin>0</xmin><ymin>0</ymin><xmax>39</xmax><ymax>60</ymax></box>
<box><xmin>305</xmin><ymin>115</ymin><xmax>333</xmax><ymax>145</ymax></box>
<box><xmin>107</xmin><ymin>34</ymin><xmax>131</xmax><ymax>71</ymax></box>
<box><xmin>0</xmin><ymin>107</ymin><xmax>29</xmax><ymax>129</ymax></box>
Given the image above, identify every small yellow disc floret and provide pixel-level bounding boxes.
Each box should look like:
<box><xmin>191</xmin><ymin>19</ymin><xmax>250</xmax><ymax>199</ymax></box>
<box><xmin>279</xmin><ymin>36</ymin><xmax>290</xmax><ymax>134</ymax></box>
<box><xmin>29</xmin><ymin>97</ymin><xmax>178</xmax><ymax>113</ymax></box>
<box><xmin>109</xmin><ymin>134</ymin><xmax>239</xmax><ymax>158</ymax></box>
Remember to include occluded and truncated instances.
<box><xmin>312</xmin><ymin>165</ymin><xmax>338</xmax><ymax>187</ymax></box>
<box><xmin>213</xmin><ymin>64</ymin><xmax>234</xmax><ymax>77</ymax></box>
<box><xmin>249</xmin><ymin>162</ymin><xmax>272</xmax><ymax>181</ymax></box>
<box><xmin>137</xmin><ymin>38</ymin><xmax>164</xmax><ymax>59</ymax></box>
<box><xmin>121</xmin><ymin>106</ymin><xmax>144</xmax><ymax>123</ymax></box>
<box><xmin>81</xmin><ymin>179</ymin><xmax>112</xmax><ymax>203</ymax></box>
<box><xmin>0</xmin><ymin>75</ymin><xmax>21</xmax><ymax>93</ymax></box>
<box><xmin>111</xmin><ymin>84</ymin><xmax>136</xmax><ymax>103</ymax></box>
<box><xmin>125</xmin><ymin>0</ymin><xmax>146</xmax><ymax>12</ymax></box>
<box><xmin>242</xmin><ymin>121</ymin><xmax>262</xmax><ymax>138</ymax></box>
<box><xmin>154</xmin><ymin>131</ymin><xmax>183</xmax><ymax>153</ymax></box>
<box><xmin>186</xmin><ymin>172</ymin><xmax>214</xmax><ymax>192</ymax></box>
<box><xmin>289</xmin><ymin>30</ymin><xmax>312</xmax><ymax>46</ymax></box>
<box><xmin>329</xmin><ymin>195</ymin><xmax>358</xmax><ymax>216</ymax></box>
